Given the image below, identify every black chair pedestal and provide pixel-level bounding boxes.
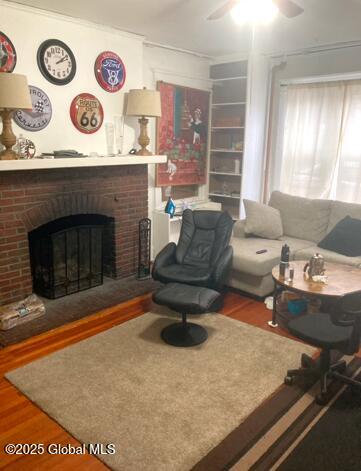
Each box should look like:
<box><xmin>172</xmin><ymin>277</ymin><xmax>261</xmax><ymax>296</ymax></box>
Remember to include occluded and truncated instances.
<box><xmin>161</xmin><ymin>312</ymin><xmax>208</xmax><ymax>347</ymax></box>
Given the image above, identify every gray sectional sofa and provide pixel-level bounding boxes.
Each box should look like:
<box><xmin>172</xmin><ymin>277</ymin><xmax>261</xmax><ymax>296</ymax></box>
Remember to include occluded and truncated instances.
<box><xmin>230</xmin><ymin>191</ymin><xmax>361</xmax><ymax>297</ymax></box>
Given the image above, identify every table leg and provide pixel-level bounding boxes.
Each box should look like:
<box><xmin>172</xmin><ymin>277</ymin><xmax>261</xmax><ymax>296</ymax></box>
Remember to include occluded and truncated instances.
<box><xmin>268</xmin><ymin>281</ymin><xmax>281</xmax><ymax>328</ymax></box>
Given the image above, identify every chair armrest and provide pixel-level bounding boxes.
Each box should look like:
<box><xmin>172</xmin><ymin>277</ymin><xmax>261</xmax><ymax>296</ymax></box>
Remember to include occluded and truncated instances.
<box><xmin>152</xmin><ymin>242</ymin><xmax>177</xmax><ymax>280</ymax></box>
<box><xmin>211</xmin><ymin>245</ymin><xmax>233</xmax><ymax>291</ymax></box>
<box><xmin>233</xmin><ymin>219</ymin><xmax>247</xmax><ymax>239</ymax></box>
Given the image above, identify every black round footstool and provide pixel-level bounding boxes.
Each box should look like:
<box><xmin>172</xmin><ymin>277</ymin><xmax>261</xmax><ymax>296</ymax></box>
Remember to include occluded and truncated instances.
<box><xmin>152</xmin><ymin>283</ymin><xmax>222</xmax><ymax>347</ymax></box>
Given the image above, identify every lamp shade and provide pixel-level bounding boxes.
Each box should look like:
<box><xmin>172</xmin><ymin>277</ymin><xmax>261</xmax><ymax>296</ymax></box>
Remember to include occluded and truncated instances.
<box><xmin>0</xmin><ymin>73</ymin><xmax>32</xmax><ymax>110</ymax></box>
<box><xmin>126</xmin><ymin>88</ymin><xmax>161</xmax><ymax>117</ymax></box>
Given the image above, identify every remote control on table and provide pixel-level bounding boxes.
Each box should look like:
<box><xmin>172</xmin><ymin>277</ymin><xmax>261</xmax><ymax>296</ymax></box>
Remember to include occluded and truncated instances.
<box><xmin>256</xmin><ymin>249</ymin><xmax>267</xmax><ymax>254</ymax></box>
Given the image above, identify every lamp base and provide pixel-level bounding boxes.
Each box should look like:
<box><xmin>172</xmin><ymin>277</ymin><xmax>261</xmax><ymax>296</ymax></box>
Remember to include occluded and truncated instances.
<box><xmin>0</xmin><ymin>109</ymin><xmax>18</xmax><ymax>160</ymax></box>
<box><xmin>0</xmin><ymin>148</ymin><xmax>18</xmax><ymax>160</ymax></box>
<box><xmin>136</xmin><ymin>148</ymin><xmax>153</xmax><ymax>156</ymax></box>
<box><xmin>137</xmin><ymin>117</ymin><xmax>153</xmax><ymax>156</ymax></box>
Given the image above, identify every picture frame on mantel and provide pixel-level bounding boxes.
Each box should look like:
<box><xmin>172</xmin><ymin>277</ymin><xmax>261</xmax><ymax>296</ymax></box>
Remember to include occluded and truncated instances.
<box><xmin>155</xmin><ymin>81</ymin><xmax>210</xmax><ymax>187</ymax></box>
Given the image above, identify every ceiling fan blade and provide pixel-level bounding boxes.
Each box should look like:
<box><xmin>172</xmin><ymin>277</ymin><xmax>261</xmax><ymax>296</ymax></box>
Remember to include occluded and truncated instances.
<box><xmin>207</xmin><ymin>0</ymin><xmax>239</xmax><ymax>20</ymax></box>
<box><xmin>273</xmin><ymin>0</ymin><xmax>304</xmax><ymax>18</ymax></box>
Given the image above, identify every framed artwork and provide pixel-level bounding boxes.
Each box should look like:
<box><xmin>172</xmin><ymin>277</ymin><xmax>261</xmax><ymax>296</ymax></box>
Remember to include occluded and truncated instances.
<box><xmin>156</xmin><ymin>81</ymin><xmax>210</xmax><ymax>187</ymax></box>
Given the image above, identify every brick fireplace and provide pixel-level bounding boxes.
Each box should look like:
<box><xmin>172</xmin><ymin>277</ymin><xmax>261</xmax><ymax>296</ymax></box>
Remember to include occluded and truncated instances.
<box><xmin>0</xmin><ymin>164</ymin><xmax>148</xmax><ymax>306</ymax></box>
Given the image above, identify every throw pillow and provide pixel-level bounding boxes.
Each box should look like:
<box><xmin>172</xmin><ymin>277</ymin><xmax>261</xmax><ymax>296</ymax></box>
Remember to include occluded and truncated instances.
<box><xmin>244</xmin><ymin>199</ymin><xmax>283</xmax><ymax>239</ymax></box>
<box><xmin>318</xmin><ymin>216</ymin><xmax>361</xmax><ymax>257</ymax></box>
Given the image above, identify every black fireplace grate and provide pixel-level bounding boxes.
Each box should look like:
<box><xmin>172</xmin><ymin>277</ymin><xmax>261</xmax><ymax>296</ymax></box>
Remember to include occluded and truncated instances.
<box><xmin>29</xmin><ymin>215</ymin><xmax>106</xmax><ymax>299</ymax></box>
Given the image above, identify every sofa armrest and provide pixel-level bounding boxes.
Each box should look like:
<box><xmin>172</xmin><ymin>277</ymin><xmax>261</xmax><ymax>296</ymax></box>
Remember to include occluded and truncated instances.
<box><xmin>152</xmin><ymin>242</ymin><xmax>177</xmax><ymax>280</ymax></box>
<box><xmin>211</xmin><ymin>245</ymin><xmax>233</xmax><ymax>291</ymax></box>
<box><xmin>233</xmin><ymin>219</ymin><xmax>247</xmax><ymax>239</ymax></box>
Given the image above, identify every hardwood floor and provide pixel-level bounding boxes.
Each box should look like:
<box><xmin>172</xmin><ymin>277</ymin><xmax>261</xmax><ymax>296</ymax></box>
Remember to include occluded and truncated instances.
<box><xmin>0</xmin><ymin>290</ymin><xmax>288</xmax><ymax>470</ymax></box>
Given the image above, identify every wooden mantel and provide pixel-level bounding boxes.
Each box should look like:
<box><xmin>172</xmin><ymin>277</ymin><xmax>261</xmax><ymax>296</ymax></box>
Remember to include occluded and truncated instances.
<box><xmin>0</xmin><ymin>155</ymin><xmax>167</xmax><ymax>171</ymax></box>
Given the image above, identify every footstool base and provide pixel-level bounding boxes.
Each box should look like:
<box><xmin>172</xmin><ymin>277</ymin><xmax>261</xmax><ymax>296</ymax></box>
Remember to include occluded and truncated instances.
<box><xmin>161</xmin><ymin>321</ymin><xmax>208</xmax><ymax>347</ymax></box>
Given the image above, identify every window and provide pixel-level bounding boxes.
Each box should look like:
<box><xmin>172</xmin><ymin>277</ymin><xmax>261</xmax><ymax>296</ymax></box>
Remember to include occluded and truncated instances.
<box><xmin>274</xmin><ymin>79</ymin><xmax>361</xmax><ymax>203</ymax></box>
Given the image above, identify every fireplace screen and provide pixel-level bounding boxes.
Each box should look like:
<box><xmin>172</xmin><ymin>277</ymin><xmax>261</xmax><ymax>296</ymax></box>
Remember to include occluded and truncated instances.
<box><xmin>29</xmin><ymin>215</ymin><xmax>106</xmax><ymax>299</ymax></box>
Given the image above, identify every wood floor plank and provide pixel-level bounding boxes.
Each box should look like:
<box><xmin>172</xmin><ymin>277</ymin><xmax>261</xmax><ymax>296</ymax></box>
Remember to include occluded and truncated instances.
<box><xmin>0</xmin><ymin>290</ymin><xmax>287</xmax><ymax>469</ymax></box>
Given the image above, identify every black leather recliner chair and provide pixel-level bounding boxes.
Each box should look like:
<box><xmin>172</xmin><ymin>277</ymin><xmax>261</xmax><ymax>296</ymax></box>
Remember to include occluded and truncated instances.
<box><xmin>152</xmin><ymin>209</ymin><xmax>234</xmax><ymax>292</ymax></box>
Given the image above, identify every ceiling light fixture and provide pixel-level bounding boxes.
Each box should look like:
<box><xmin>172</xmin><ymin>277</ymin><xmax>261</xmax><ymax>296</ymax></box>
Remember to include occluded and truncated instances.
<box><xmin>231</xmin><ymin>0</ymin><xmax>279</xmax><ymax>25</ymax></box>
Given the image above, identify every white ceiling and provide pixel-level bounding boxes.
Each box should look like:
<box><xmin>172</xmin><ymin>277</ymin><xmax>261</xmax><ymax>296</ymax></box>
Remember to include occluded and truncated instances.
<box><xmin>6</xmin><ymin>0</ymin><xmax>361</xmax><ymax>57</ymax></box>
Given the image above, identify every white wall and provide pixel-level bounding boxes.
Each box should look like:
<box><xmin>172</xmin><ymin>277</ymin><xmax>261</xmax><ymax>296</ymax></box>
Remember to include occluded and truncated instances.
<box><xmin>1</xmin><ymin>2</ymin><xmax>214</xmax><ymax>221</ymax></box>
<box><xmin>0</xmin><ymin>1</ymin><xmax>143</xmax><ymax>155</ymax></box>
<box><xmin>142</xmin><ymin>44</ymin><xmax>212</xmax><ymax>215</ymax></box>
<box><xmin>267</xmin><ymin>45</ymin><xmax>361</xmax><ymax>197</ymax></box>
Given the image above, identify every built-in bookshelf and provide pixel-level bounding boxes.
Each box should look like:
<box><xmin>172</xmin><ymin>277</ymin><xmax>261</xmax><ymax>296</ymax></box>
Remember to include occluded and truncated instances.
<box><xmin>208</xmin><ymin>60</ymin><xmax>248</xmax><ymax>219</ymax></box>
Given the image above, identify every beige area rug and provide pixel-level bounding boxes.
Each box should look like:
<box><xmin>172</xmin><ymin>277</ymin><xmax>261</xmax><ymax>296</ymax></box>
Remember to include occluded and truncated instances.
<box><xmin>6</xmin><ymin>309</ymin><xmax>314</xmax><ymax>471</ymax></box>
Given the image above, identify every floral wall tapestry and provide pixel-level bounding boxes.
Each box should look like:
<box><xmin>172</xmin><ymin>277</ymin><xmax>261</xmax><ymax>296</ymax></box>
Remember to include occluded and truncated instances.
<box><xmin>156</xmin><ymin>81</ymin><xmax>210</xmax><ymax>187</ymax></box>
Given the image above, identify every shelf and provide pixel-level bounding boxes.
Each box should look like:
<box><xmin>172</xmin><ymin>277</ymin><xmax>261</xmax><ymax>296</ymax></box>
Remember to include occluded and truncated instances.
<box><xmin>212</xmin><ymin>102</ymin><xmax>246</xmax><ymax>107</ymax></box>
<box><xmin>212</xmin><ymin>76</ymin><xmax>247</xmax><ymax>82</ymax></box>
<box><xmin>211</xmin><ymin>127</ymin><xmax>244</xmax><ymax>130</ymax></box>
<box><xmin>0</xmin><ymin>155</ymin><xmax>167</xmax><ymax>172</ymax></box>
<box><xmin>209</xmin><ymin>193</ymin><xmax>241</xmax><ymax>200</ymax></box>
<box><xmin>210</xmin><ymin>171</ymin><xmax>242</xmax><ymax>177</ymax></box>
<box><xmin>210</xmin><ymin>149</ymin><xmax>243</xmax><ymax>153</ymax></box>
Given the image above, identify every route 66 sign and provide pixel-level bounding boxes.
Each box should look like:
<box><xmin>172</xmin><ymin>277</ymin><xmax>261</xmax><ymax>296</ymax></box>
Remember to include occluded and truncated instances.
<box><xmin>70</xmin><ymin>93</ymin><xmax>104</xmax><ymax>134</ymax></box>
<box><xmin>94</xmin><ymin>51</ymin><xmax>126</xmax><ymax>93</ymax></box>
<box><xmin>14</xmin><ymin>85</ymin><xmax>52</xmax><ymax>132</ymax></box>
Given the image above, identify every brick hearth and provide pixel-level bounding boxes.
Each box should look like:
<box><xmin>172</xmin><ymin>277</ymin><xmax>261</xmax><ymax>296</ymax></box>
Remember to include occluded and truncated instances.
<box><xmin>0</xmin><ymin>165</ymin><xmax>148</xmax><ymax>306</ymax></box>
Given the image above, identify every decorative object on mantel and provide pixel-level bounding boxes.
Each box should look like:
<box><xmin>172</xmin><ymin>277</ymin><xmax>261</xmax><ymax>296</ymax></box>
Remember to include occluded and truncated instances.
<box><xmin>41</xmin><ymin>150</ymin><xmax>85</xmax><ymax>159</ymax></box>
<box><xmin>114</xmin><ymin>115</ymin><xmax>124</xmax><ymax>154</ymax></box>
<box><xmin>126</xmin><ymin>87</ymin><xmax>162</xmax><ymax>156</ymax></box>
<box><xmin>37</xmin><ymin>39</ymin><xmax>76</xmax><ymax>85</ymax></box>
<box><xmin>70</xmin><ymin>93</ymin><xmax>104</xmax><ymax>134</ymax></box>
<box><xmin>16</xmin><ymin>134</ymin><xmax>36</xmax><ymax>159</ymax></box>
<box><xmin>156</xmin><ymin>81</ymin><xmax>209</xmax><ymax>187</ymax></box>
<box><xmin>105</xmin><ymin>122</ymin><xmax>115</xmax><ymax>155</ymax></box>
<box><xmin>0</xmin><ymin>72</ymin><xmax>32</xmax><ymax>160</ymax></box>
<box><xmin>0</xmin><ymin>294</ymin><xmax>45</xmax><ymax>330</ymax></box>
<box><xmin>137</xmin><ymin>218</ymin><xmax>151</xmax><ymax>280</ymax></box>
<box><xmin>0</xmin><ymin>31</ymin><xmax>17</xmax><ymax>72</ymax></box>
<box><xmin>94</xmin><ymin>51</ymin><xmax>126</xmax><ymax>92</ymax></box>
<box><xmin>14</xmin><ymin>85</ymin><xmax>52</xmax><ymax>132</ymax></box>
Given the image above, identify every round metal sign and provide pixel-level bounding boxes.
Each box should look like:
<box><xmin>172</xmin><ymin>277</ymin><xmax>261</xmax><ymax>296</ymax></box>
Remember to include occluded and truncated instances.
<box><xmin>14</xmin><ymin>85</ymin><xmax>52</xmax><ymax>132</ymax></box>
<box><xmin>70</xmin><ymin>93</ymin><xmax>104</xmax><ymax>134</ymax></box>
<box><xmin>94</xmin><ymin>51</ymin><xmax>126</xmax><ymax>93</ymax></box>
<box><xmin>0</xmin><ymin>31</ymin><xmax>17</xmax><ymax>72</ymax></box>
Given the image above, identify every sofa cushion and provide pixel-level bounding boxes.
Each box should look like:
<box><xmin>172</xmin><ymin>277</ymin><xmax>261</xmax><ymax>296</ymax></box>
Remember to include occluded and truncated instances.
<box><xmin>269</xmin><ymin>191</ymin><xmax>331</xmax><ymax>243</ymax></box>
<box><xmin>327</xmin><ymin>200</ymin><xmax>361</xmax><ymax>233</ymax></box>
<box><xmin>294</xmin><ymin>246</ymin><xmax>361</xmax><ymax>268</ymax></box>
<box><xmin>318</xmin><ymin>216</ymin><xmax>361</xmax><ymax>257</ymax></box>
<box><xmin>231</xmin><ymin>236</ymin><xmax>314</xmax><ymax>277</ymax></box>
<box><xmin>244</xmin><ymin>199</ymin><xmax>283</xmax><ymax>239</ymax></box>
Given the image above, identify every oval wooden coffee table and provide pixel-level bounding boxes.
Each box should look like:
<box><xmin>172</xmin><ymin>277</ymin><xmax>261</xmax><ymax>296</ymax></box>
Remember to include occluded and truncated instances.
<box><xmin>269</xmin><ymin>260</ymin><xmax>361</xmax><ymax>327</ymax></box>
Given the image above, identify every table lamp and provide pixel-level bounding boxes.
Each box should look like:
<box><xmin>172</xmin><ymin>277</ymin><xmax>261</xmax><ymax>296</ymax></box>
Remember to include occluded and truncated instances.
<box><xmin>0</xmin><ymin>72</ymin><xmax>32</xmax><ymax>160</ymax></box>
<box><xmin>126</xmin><ymin>87</ymin><xmax>161</xmax><ymax>156</ymax></box>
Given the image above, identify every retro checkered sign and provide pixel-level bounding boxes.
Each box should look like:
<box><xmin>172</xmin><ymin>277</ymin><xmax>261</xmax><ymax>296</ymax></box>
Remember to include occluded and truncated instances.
<box><xmin>14</xmin><ymin>86</ymin><xmax>52</xmax><ymax>132</ymax></box>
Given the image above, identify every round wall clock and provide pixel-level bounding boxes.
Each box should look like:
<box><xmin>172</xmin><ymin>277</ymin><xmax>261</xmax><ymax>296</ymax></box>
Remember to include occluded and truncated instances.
<box><xmin>70</xmin><ymin>93</ymin><xmax>104</xmax><ymax>134</ymax></box>
<box><xmin>0</xmin><ymin>31</ymin><xmax>17</xmax><ymax>72</ymax></box>
<box><xmin>37</xmin><ymin>39</ymin><xmax>76</xmax><ymax>85</ymax></box>
<box><xmin>94</xmin><ymin>51</ymin><xmax>126</xmax><ymax>93</ymax></box>
<box><xmin>14</xmin><ymin>85</ymin><xmax>52</xmax><ymax>132</ymax></box>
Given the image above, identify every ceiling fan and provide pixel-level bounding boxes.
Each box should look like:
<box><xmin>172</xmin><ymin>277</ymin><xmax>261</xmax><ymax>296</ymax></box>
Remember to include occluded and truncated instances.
<box><xmin>208</xmin><ymin>0</ymin><xmax>304</xmax><ymax>20</ymax></box>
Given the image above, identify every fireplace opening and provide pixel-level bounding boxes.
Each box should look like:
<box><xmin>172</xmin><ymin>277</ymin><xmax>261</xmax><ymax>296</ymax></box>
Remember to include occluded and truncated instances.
<box><xmin>28</xmin><ymin>214</ymin><xmax>114</xmax><ymax>299</ymax></box>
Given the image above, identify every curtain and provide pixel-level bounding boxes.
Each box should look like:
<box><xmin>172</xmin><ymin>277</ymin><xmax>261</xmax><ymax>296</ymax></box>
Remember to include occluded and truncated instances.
<box><xmin>336</xmin><ymin>81</ymin><xmax>361</xmax><ymax>202</ymax></box>
<box><xmin>279</xmin><ymin>82</ymin><xmax>346</xmax><ymax>199</ymax></box>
